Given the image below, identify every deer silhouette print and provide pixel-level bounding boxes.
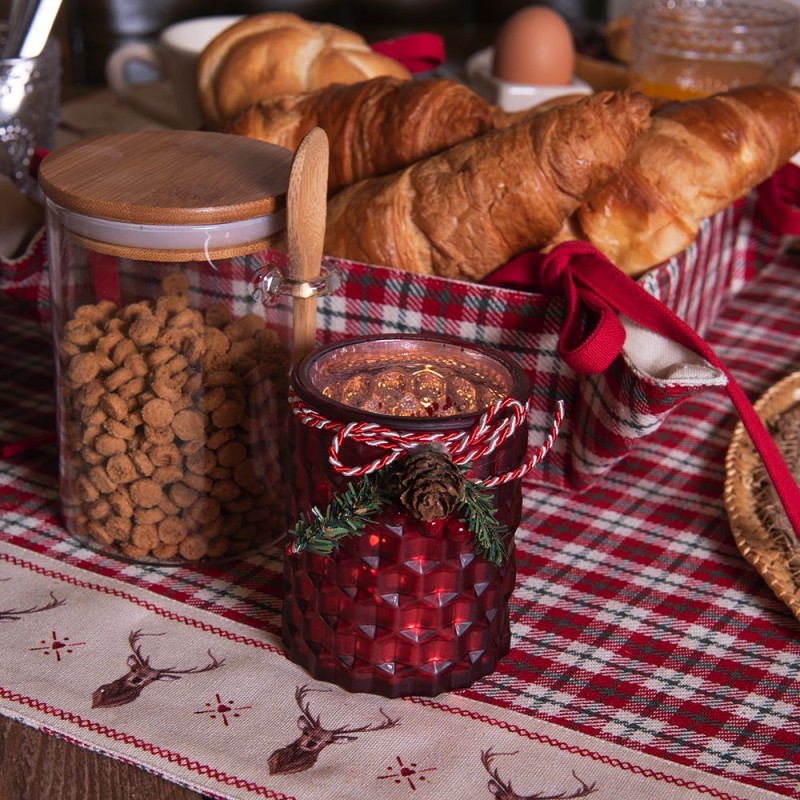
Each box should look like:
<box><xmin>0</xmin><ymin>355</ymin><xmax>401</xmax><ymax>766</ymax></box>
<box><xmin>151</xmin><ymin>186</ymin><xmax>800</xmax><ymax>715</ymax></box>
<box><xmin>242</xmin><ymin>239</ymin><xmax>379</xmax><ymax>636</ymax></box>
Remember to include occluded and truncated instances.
<box><xmin>268</xmin><ymin>684</ymin><xmax>400</xmax><ymax>775</ymax></box>
<box><xmin>0</xmin><ymin>591</ymin><xmax>65</xmax><ymax>622</ymax></box>
<box><xmin>481</xmin><ymin>749</ymin><xmax>597</xmax><ymax>800</ymax></box>
<box><xmin>92</xmin><ymin>629</ymin><xmax>225</xmax><ymax>708</ymax></box>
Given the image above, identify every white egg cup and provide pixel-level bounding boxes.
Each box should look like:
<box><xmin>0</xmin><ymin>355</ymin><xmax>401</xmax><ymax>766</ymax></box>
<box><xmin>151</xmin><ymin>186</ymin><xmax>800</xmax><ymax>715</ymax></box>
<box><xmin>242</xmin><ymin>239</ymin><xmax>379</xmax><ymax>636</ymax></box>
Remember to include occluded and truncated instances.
<box><xmin>465</xmin><ymin>47</ymin><xmax>592</xmax><ymax>112</ymax></box>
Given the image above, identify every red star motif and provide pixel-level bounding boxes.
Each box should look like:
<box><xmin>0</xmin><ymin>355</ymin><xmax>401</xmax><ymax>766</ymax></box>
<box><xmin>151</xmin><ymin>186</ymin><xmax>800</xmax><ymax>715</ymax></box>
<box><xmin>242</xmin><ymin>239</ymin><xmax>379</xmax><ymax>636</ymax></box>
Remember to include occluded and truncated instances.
<box><xmin>30</xmin><ymin>630</ymin><xmax>86</xmax><ymax>662</ymax></box>
<box><xmin>194</xmin><ymin>693</ymin><xmax>252</xmax><ymax>726</ymax></box>
<box><xmin>378</xmin><ymin>755</ymin><xmax>437</xmax><ymax>790</ymax></box>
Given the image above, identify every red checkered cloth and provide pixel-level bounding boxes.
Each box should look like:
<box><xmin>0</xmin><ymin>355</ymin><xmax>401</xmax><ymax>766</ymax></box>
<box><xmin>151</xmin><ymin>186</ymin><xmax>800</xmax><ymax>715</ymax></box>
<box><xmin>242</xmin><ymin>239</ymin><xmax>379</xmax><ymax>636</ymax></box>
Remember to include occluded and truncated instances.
<box><xmin>0</xmin><ymin>227</ymin><xmax>50</xmax><ymax>327</ymax></box>
<box><xmin>5</xmin><ymin>168</ymin><xmax>794</xmax><ymax>491</ymax></box>
<box><xmin>2</xmin><ymin>170</ymin><xmax>800</xmax><ymax>797</ymax></box>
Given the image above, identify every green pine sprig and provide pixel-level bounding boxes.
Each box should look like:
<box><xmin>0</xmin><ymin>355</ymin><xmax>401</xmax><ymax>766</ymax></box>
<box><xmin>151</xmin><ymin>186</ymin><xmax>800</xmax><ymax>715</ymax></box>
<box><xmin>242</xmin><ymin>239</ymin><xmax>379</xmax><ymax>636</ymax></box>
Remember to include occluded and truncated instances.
<box><xmin>290</xmin><ymin>476</ymin><xmax>385</xmax><ymax>556</ymax></box>
<box><xmin>457</xmin><ymin>472</ymin><xmax>508</xmax><ymax>566</ymax></box>
<box><xmin>289</xmin><ymin>460</ymin><xmax>508</xmax><ymax>565</ymax></box>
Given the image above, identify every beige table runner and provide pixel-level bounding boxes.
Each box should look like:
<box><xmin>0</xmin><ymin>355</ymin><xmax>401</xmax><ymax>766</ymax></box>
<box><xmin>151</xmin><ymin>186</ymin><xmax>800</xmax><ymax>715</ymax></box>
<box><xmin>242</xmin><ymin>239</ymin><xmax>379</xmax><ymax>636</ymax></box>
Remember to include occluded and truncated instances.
<box><xmin>0</xmin><ymin>539</ymin><xmax>783</xmax><ymax>800</ymax></box>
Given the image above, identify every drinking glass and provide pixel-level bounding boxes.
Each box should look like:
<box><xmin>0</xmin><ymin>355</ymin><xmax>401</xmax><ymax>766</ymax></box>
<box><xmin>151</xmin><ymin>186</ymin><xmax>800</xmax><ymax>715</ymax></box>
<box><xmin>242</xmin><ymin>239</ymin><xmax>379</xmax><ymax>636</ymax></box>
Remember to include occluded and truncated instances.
<box><xmin>0</xmin><ymin>29</ymin><xmax>61</xmax><ymax>197</ymax></box>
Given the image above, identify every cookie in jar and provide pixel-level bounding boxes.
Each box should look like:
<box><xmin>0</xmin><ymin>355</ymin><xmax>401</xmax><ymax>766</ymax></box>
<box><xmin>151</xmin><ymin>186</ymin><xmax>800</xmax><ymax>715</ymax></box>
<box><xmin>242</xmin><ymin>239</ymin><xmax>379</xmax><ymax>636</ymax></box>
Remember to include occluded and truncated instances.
<box><xmin>40</xmin><ymin>130</ymin><xmax>337</xmax><ymax>563</ymax></box>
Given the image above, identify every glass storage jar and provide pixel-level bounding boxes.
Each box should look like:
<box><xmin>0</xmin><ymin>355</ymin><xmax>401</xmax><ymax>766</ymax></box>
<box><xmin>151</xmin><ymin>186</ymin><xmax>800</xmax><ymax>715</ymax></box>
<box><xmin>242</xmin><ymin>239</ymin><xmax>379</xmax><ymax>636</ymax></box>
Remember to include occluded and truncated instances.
<box><xmin>39</xmin><ymin>130</ymin><xmax>335</xmax><ymax>564</ymax></box>
<box><xmin>629</xmin><ymin>0</ymin><xmax>799</xmax><ymax>101</ymax></box>
<box><xmin>282</xmin><ymin>334</ymin><xmax>560</xmax><ymax>697</ymax></box>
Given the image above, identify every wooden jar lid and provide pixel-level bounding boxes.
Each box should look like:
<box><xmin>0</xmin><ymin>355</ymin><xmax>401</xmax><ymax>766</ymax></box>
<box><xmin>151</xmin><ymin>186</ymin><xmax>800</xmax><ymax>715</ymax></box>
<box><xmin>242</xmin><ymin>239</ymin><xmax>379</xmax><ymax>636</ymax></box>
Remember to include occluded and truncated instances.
<box><xmin>40</xmin><ymin>131</ymin><xmax>293</xmax><ymax>223</ymax></box>
<box><xmin>38</xmin><ymin>131</ymin><xmax>293</xmax><ymax>260</ymax></box>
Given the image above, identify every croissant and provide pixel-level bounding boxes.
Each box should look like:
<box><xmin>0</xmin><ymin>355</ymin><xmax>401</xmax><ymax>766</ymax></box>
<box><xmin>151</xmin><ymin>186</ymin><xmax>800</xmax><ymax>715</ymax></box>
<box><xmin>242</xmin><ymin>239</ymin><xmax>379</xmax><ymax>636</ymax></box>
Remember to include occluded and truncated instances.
<box><xmin>322</xmin><ymin>90</ymin><xmax>652</xmax><ymax>281</ymax></box>
<box><xmin>566</xmin><ymin>84</ymin><xmax>800</xmax><ymax>275</ymax></box>
<box><xmin>227</xmin><ymin>76</ymin><xmax>549</xmax><ymax>194</ymax></box>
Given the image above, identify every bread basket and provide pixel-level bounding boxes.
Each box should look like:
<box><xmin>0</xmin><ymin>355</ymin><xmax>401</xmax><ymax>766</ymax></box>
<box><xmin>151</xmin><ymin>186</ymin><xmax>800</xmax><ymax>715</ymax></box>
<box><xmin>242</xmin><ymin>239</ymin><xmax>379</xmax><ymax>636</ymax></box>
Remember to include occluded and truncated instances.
<box><xmin>725</xmin><ymin>370</ymin><xmax>800</xmax><ymax>621</ymax></box>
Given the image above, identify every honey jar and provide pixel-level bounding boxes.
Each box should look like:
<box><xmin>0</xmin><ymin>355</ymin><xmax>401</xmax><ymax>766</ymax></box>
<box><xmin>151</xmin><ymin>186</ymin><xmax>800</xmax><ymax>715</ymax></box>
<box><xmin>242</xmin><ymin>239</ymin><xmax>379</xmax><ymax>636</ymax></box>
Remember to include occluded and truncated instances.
<box><xmin>629</xmin><ymin>0</ymin><xmax>799</xmax><ymax>101</ymax></box>
<box><xmin>38</xmin><ymin>130</ymin><xmax>337</xmax><ymax>564</ymax></box>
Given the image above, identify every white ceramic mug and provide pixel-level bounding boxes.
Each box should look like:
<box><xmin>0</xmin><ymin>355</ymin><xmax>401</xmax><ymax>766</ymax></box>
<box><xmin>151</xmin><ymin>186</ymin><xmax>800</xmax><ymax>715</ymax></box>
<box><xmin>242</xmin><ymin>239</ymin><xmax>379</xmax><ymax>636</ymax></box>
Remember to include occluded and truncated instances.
<box><xmin>105</xmin><ymin>15</ymin><xmax>242</xmax><ymax>129</ymax></box>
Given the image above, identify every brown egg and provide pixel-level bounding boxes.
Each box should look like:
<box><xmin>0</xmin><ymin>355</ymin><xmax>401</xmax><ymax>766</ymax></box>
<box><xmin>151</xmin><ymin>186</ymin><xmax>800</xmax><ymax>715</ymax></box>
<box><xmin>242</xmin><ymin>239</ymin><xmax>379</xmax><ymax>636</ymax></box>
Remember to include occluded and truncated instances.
<box><xmin>492</xmin><ymin>5</ymin><xmax>576</xmax><ymax>85</ymax></box>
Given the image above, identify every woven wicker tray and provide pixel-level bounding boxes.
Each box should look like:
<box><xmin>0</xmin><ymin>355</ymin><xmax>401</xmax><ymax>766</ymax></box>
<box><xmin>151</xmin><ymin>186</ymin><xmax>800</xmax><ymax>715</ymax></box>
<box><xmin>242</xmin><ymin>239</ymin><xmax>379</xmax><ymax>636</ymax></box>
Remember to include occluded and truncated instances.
<box><xmin>725</xmin><ymin>371</ymin><xmax>800</xmax><ymax>622</ymax></box>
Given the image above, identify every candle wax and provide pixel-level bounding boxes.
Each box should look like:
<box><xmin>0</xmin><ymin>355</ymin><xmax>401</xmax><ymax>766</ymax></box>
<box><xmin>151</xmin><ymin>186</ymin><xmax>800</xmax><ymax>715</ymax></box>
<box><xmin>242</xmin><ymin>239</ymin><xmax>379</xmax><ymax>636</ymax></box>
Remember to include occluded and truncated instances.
<box><xmin>309</xmin><ymin>339</ymin><xmax>512</xmax><ymax>418</ymax></box>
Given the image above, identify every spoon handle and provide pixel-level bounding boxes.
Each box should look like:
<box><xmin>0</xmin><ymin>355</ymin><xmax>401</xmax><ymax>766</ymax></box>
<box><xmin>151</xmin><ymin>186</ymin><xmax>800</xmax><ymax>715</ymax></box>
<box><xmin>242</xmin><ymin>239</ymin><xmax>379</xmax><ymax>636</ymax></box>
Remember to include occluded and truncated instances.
<box><xmin>2</xmin><ymin>0</ymin><xmax>62</xmax><ymax>59</ymax></box>
<box><xmin>286</xmin><ymin>127</ymin><xmax>329</xmax><ymax>363</ymax></box>
<box><xmin>19</xmin><ymin>0</ymin><xmax>63</xmax><ymax>58</ymax></box>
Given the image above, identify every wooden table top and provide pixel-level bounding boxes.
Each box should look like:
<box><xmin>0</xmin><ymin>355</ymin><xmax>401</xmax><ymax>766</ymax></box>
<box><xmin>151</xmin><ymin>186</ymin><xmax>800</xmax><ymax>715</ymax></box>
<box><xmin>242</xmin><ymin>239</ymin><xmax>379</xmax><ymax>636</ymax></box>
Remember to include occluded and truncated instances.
<box><xmin>0</xmin><ymin>715</ymin><xmax>204</xmax><ymax>799</ymax></box>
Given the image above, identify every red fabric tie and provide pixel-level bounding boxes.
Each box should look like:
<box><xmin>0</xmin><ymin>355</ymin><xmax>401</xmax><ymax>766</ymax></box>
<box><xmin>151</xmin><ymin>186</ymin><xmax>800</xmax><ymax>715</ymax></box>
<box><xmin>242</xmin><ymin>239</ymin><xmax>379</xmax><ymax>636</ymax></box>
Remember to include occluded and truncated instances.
<box><xmin>487</xmin><ymin>240</ymin><xmax>800</xmax><ymax>535</ymax></box>
<box><xmin>757</xmin><ymin>164</ymin><xmax>800</xmax><ymax>236</ymax></box>
<box><xmin>370</xmin><ymin>33</ymin><xmax>446</xmax><ymax>73</ymax></box>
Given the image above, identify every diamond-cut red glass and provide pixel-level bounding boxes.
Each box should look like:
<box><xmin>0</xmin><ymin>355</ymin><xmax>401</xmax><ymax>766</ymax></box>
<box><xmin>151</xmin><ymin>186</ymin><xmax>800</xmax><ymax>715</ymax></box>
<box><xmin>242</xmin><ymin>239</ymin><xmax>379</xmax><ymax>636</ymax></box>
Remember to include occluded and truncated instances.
<box><xmin>283</xmin><ymin>335</ymin><xmax>531</xmax><ymax>697</ymax></box>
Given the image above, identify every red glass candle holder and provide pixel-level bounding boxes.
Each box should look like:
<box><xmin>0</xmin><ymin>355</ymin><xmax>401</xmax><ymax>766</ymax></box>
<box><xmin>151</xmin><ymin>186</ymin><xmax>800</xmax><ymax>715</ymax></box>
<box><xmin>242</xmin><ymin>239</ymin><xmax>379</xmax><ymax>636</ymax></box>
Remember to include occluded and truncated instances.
<box><xmin>282</xmin><ymin>334</ymin><xmax>554</xmax><ymax>697</ymax></box>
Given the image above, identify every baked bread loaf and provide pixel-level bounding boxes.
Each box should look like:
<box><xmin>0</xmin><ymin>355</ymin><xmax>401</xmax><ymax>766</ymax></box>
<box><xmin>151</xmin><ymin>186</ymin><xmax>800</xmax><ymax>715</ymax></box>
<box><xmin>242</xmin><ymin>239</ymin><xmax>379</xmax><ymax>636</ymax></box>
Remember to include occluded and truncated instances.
<box><xmin>197</xmin><ymin>12</ymin><xmax>411</xmax><ymax>130</ymax></box>
<box><xmin>562</xmin><ymin>84</ymin><xmax>800</xmax><ymax>276</ymax></box>
<box><xmin>322</xmin><ymin>90</ymin><xmax>652</xmax><ymax>281</ymax></box>
<box><xmin>604</xmin><ymin>15</ymin><xmax>632</xmax><ymax>64</ymax></box>
<box><xmin>573</xmin><ymin>17</ymin><xmax>631</xmax><ymax>91</ymax></box>
<box><xmin>227</xmin><ymin>76</ymin><xmax>549</xmax><ymax>194</ymax></box>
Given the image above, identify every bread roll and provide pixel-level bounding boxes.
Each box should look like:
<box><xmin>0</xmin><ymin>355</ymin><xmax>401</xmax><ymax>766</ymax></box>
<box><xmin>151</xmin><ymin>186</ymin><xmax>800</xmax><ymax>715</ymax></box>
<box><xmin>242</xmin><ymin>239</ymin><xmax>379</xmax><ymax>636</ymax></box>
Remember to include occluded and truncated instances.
<box><xmin>605</xmin><ymin>15</ymin><xmax>632</xmax><ymax>64</ymax></box>
<box><xmin>573</xmin><ymin>18</ymin><xmax>631</xmax><ymax>91</ymax></box>
<box><xmin>197</xmin><ymin>12</ymin><xmax>411</xmax><ymax>130</ymax></box>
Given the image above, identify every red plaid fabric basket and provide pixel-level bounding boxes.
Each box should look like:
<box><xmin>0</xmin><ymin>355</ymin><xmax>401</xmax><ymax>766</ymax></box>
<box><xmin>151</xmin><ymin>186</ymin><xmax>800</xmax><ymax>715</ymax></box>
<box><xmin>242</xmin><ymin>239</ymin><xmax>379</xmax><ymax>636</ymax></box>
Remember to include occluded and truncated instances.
<box><xmin>312</xmin><ymin>172</ymin><xmax>795</xmax><ymax>490</ymax></box>
<box><xmin>2</xmin><ymin>166</ymin><xmax>797</xmax><ymax>491</ymax></box>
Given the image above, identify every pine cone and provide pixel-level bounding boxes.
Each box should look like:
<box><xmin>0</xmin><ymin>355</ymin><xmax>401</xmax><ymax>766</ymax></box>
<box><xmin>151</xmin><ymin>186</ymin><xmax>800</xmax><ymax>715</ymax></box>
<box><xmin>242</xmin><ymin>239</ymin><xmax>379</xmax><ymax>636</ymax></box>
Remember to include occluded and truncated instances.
<box><xmin>398</xmin><ymin>449</ymin><xmax>464</xmax><ymax>521</ymax></box>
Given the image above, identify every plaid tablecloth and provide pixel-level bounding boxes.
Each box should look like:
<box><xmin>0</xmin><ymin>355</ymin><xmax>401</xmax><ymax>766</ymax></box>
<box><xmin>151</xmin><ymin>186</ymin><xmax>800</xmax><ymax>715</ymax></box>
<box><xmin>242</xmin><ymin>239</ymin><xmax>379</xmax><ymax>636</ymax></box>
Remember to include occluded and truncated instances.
<box><xmin>1</xmin><ymin>244</ymin><xmax>800</xmax><ymax>799</ymax></box>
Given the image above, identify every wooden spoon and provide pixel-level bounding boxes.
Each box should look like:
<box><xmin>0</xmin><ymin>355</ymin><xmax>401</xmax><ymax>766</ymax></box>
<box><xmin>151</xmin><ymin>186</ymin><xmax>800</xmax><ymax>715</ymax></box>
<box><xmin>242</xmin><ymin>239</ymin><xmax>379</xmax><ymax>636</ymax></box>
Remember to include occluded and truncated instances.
<box><xmin>286</xmin><ymin>126</ymin><xmax>330</xmax><ymax>363</ymax></box>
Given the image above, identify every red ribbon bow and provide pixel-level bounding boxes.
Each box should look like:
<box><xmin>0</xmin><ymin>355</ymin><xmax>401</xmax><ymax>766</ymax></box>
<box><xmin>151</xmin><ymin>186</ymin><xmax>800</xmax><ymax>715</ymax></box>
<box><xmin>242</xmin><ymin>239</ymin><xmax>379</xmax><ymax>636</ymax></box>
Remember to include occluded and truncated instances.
<box><xmin>487</xmin><ymin>239</ymin><xmax>800</xmax><ymax>535</ymax></box>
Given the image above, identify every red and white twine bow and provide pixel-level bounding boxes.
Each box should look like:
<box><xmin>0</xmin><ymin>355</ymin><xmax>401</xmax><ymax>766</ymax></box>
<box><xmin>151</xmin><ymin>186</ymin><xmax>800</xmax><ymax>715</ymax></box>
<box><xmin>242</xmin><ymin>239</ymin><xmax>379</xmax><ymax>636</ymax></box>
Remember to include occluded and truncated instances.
<box><xmin>290</xmin><ymin>395</ymin><xmax>565</xmax><ymax>487</ymax></box>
